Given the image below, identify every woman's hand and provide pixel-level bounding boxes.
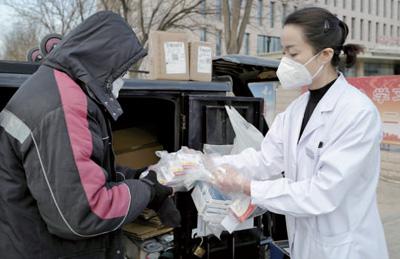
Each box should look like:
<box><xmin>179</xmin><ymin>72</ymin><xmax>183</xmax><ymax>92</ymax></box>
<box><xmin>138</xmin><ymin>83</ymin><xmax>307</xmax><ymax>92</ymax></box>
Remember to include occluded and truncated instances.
<box><xmin>212</xmin><ymin>164</ymin><xmax>251</xmax><ymax>195</ymax></box>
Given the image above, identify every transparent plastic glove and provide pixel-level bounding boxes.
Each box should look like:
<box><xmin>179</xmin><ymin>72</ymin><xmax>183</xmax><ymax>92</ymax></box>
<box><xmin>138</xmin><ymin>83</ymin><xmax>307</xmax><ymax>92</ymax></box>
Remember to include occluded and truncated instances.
<box><xmin>212</xmin><ymin>165</ymin><xmax>250</xmax><ymax>195</ymax></box>
<box><xmin>180</xmin><ymin>146</ymin><xmax>200</xmax><ymax>155</ymax></box>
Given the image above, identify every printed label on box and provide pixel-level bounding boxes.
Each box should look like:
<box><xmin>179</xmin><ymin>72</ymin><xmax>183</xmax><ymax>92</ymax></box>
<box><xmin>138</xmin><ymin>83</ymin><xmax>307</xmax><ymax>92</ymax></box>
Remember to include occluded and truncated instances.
<box><xmin>197</xmin><ymin>46</ymin><xmax>212</xmax><ymax>74</ymax></box>
<box><xmin>164</xmin><ymin>42</ymin><xmax>186</xmax><ymax>74</ymax></box>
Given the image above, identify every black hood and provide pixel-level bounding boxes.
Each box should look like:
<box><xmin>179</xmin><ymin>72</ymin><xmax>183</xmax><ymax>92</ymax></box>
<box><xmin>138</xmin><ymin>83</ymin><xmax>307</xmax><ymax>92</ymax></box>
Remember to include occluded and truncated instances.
<box><xmin>44</xmin><ymin>11</ymin><xmax>147</xmax><ymax>120</ymax></box>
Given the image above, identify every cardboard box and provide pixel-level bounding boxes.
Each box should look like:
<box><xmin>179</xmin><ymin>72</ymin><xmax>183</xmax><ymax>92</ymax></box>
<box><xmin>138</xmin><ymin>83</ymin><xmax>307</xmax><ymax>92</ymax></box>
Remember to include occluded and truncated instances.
<box><xmin>189</xmin><ymin>42</ymin><xmax>213</xmax><ymax>82</ymax></box>
<box><xmin>115</xmin><ymin>145</ymin><xmax>162</xmax><ymax>169</ymax></box>
<box><xmin>149</xmin><ymin>31</ymin><xmax>189</xmax><ymax>81</ymax></box>
<box><xmin>123</xmin><ymin>222</ymin><xmax>173</xmax><ymax>240</ymax></box>
<box><xmin>113</xmin><ymin>127</ymin><xmax>162</xmax><ymax>168</ymax></box>
<box><xmin>113</xmin><ymin>127</ymin><xmax>157</xmax><ymax>154</ymax></box>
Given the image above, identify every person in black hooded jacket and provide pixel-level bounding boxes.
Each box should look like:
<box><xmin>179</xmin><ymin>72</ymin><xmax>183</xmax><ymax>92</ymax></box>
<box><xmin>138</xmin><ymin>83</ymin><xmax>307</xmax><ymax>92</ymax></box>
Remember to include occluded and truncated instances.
<box><xmin>0</xmin><ymin>11</ymin><xmax>179</xmax><ymax>259</ymax></box>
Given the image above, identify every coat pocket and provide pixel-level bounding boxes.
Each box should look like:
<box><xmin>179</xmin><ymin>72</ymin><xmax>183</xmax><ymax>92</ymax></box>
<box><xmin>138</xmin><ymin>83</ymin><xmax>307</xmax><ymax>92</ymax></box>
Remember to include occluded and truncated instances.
<box><xmin>309</xmin><ymin>231</ymin><xmax>353</xmax><ymax>259</ymax></box>
<box><xmin>305</xmin><ymin>143</ymin><xmax>322</xmax><ymax>175</ymax></box>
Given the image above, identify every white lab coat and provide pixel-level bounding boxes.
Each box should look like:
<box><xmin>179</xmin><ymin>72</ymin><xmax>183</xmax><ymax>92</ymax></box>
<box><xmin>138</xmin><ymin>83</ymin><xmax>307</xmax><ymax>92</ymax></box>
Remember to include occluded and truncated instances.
<box><xmin>215</xmin><ymin>74</ymin><xmax>388</xmax><ymax>259</ymax></box>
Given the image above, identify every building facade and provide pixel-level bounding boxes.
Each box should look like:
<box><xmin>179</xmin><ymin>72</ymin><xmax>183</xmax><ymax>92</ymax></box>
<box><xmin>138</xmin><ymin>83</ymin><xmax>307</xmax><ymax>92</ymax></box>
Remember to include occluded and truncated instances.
<box><xmin>193</xmin><ymin>0</ymin><xmax>400</xmax><ymax>77</ymax></box>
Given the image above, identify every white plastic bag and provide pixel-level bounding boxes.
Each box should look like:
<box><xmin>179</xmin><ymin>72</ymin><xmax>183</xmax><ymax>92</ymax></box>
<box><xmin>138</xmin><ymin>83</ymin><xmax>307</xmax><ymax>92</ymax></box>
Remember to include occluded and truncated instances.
<box><xmin>203</xmin><ymin>144</ymin><xmax>233</xmax><ymax>156</ymax></box>
<box><xmin>152</xmin><ymin>147</ymin><xmax>213</xmax><ymax>191</ymax></box>
<box><xmin>205</xmin><ymin>107</ymin><xmax>267</xmax><ymax>233</ymax></box>
<box><xmin>192</xmin><ymin>183</ymin><xmax>255</xmax><ymax>239</ymax></box>
<box><xmin>225</xmin><ymin>105</ymin><xmax>264</xmax><ymax>154</ymax></box>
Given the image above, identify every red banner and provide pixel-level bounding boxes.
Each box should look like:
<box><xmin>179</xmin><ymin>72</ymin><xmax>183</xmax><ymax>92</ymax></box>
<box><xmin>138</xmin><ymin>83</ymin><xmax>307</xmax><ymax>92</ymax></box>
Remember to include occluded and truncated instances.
<box><xmin>347</xmin><ymin>76</ymin><xmax>400</xmax><ymax>145</ymax></box>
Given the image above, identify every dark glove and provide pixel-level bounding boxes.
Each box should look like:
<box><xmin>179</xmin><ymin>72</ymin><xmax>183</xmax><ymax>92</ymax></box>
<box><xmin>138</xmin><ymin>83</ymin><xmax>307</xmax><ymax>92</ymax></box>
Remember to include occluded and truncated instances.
<box><xmin>158</xmin><ymin>197</ymin><xmax>181</xmax><ymax>228</ymax></box>
<box><xmin>116</xmin><ymin>165</ymin><xmax>148</xmax><ymax>180</ymax></box>
<box><xmin>140</xmin><ymin>170</ymin><xmax>173</xmax><ymax>212</ymax></box>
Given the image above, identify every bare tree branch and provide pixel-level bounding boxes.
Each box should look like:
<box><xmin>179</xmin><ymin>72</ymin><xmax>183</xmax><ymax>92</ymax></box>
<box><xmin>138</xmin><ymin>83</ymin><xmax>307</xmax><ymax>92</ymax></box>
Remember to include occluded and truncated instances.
<box><xmin>222</xmin><ymin>0</ymin><xmax>254</xmax><ymax>54</ymax></box>
<box><xmin>237</xmin><ymin>0</ymin><xmax>254</xmax><ymax>49</ymax></box>
<box><xmin>119</xmin><ymin>0</ymin><xmax>130</xmax><ymax>22</ymax></box>
<box><xmin>222</xmin><ymin>0</ymin><xmax>231</xmax><ymax>51</ymax></box>
<box><xmin>138</xmin><ymin>0</ymin><xmax>146</xmax><ymax>42</ymax></box>
<box><xmin>3</xmin><ymin>0</ymin><xmax>95</xmax><ymax>36</ymax></box>
<box><xmin>158</xmin><ymin>0</ymin><xmax>204</xmax><ymax>31</ymax></box>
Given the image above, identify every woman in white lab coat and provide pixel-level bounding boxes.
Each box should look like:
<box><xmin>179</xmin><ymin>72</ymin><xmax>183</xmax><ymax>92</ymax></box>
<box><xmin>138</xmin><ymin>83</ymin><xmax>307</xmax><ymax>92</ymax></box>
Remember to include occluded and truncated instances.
<box><xmin>211</xmin><ymin>7</ymin><xmax>388</xmax><ymax>259</ymax></box>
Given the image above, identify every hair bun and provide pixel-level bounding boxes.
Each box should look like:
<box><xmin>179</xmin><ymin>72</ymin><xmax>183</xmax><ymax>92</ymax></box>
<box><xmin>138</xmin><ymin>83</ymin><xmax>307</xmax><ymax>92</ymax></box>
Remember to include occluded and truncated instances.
<box><xmin>342</xmin><ymin>44</ymin><xmax>364</xmax><ymax>68</ymax></box>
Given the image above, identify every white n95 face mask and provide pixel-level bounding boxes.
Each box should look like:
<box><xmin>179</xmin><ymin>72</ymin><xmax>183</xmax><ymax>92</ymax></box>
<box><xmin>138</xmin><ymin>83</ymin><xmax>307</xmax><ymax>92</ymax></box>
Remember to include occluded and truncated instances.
<box><xmin>276</xmin><ymin>52</ymin><xmax>325</xmax><ymax>89</ymax></box>
<box><xmin>112</xmin><ymin>78</ymin><xmax>124</xmax><ymax>98</ymax></box>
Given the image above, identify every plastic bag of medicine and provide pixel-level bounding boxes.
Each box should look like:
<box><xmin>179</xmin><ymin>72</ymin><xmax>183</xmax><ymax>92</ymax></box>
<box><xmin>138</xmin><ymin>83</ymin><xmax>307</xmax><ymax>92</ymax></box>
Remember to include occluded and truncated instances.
<box><xmin>209</xmin><ymin>106</ymin><xmax>267</xmax><ymax>224</ymax></box>
<box><xmin>229</xmin><ymin>193</ymin><xmax>265</xmax><ymax>222</ymax></box>
<box><xmin>151</xmin><ymin>147</ymin><xmax>213</xmax><ymax>191</ymax></box>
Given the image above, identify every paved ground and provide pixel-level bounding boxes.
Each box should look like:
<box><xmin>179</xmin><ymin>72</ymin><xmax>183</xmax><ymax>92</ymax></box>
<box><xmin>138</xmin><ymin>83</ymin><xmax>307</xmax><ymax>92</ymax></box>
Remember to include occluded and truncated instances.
<box><xmin>377</xmin><ymin>178</ymin><xmax>400</xmax><ymax>259</ymax></box>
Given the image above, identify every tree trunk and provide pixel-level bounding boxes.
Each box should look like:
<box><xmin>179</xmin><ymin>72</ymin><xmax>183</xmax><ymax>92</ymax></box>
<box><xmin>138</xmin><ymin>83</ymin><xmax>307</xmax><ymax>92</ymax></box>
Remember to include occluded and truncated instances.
<box><xmin>222</xmin><ymin>0</ymin><xmax>254</xmax><ymax>54</ymax></box>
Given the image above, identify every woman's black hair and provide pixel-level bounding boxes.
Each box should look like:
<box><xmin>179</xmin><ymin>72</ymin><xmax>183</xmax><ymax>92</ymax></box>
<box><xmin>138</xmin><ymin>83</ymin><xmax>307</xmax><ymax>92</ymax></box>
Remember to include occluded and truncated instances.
<box><xmin>284</xmin><ymin>7</ymin><xmax>364</xmax><ymax>68</ymax></box>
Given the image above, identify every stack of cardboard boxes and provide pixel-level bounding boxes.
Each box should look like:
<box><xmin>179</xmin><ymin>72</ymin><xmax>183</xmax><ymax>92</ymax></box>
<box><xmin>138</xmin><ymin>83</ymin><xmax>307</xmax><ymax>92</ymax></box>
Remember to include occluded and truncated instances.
<box><xmin>113</xmin><ymin>127</ymin><xmax>162</xmax><ymax>169</ymax></box>
<box><xmin>148</xmin><ymin>31</ymin><xmax>213</xmax><ymax>82</ymax></box>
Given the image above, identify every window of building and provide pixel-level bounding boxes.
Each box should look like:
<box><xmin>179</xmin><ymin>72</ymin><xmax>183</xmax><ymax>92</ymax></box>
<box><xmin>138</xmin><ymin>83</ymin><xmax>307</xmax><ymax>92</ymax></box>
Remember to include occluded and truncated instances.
<box><xmin>390</xmin><ymin>25</ymin><xmax>394</xmax><ymax>37</ymax></box>
<box><xmin>257</xmin><ymin>35</ymin><xmax>282</xmax><ymax>54</ymax></box>
<box><xmin>201</xmin><ymin>0</ymin><xmax>207</xmax><ymax>17</ymax></box>
<box><xmin>216</xmin><ymin>30</ymin><xmax>222</xmax><ymax>56</ymax></box>
<box><xmin>334</xmin><ymin>0</ymin><xmax>337</xmax><ymax>7</ymax></box>
<box><xmin>376</xmin><ymin>22</ymin><xmax>379</xmax><ymax>43</ymax></box>
<box><xmin>360</xmin><ymin>19</ymin><xmax>364</xmax><ymax>40</ymax></box>
<box><xmin>257</xmin><ymin>0</ymin><xmax>263</xmax><ymax>26</ymax></box>
<box><xmin>343</xmin><ymin>15</ymin><xmax>347</xmax><ymax>24</ymax></box>
<box><xmin>343</xmin><ymin>0</ymin><xmax>346</xmax><ymax>8</ymax></box>
<box><xmin>351</xmin><ymin>0</ymin><xmax>355</xmax><ymax>10</ymax></box>
<box><xmin>243</xmin><ymin>33</ymin><xmax>250</xmax><ymax>55</ymax></box>
<box><xmin>270</xmin><ymin>1</ymin><xmax>275</xmax><ymax>28</ymax></box>
<box><xmin>364</xmin><ymin>62</ymin><xmax>394</xmax><ymax>76</ymax></box>
<box><xmin>383</xmin><ymin>23</ymin><xmax>387</xmax><ymax>36</ymax></box>
<box><xmin>325</xmin><ymin>0</ymin><xmax>328</xmax><ymax>5</ymax></box>
<box><xmin>351</xmin><ymin>18</ymin><xmax>356</xmax><ymax>39</ymax></box>
<box><xmin>215</xmin><ymin>0</ymin><xmax>222</xmax><ymax>20</ymax></box>
<box><xmin>282</xmin><ymin>4</ymin><xmax>287</xmax><ymax>25</ymax></box>
<box><xmin>200</xmin><ymin>28</ymin><xmax>207</xmax><ymax>41</ymax></box>
<box><xmin>294</xmin><ymin>5</ymin><xmax>298</xmax><ymax>11</ymax></box>
<box><xmin>269</xmin><ymin>36</ymin><xmax>282</xmax><ymax>52</ymax></box>
<box><xmin>391</xmin><ymin>0</ymin><xmax>394</xmax><ymax>18</ymax></box>
<box><xmin>342</xmin><ymin>66</ymin><xmax>356</xmax><ymax>77</ymax></box>
<box><xmin>384</xmin><ymin>0</ymin><xmax>387</xmax><ymax>17</ymax></box>
<box><xmin>368</xmin><ymin>20</ymin><xmax>372</xmax><ymax>41</ymax></box>
<box><xmin>397</xmin><ymin>27</ymin><xmax>400</xmax><ymax>45</ymax></box>
<box><xmin>376</xmin><ymin>0</ymin><xmax>380</xmax><ymax>15</ymax></box>
<box><xmin>369</xmin><ymin>0</ymin><xmax>372</xmax><ymax>14</ymax></box>
<box><xmin>361</xmin><ymin>0</ymin><xmax>364</xmax><ymax>12</ymax></box>
<box><xmin>398</xmin><ymin>1</ymin><xmax>400</xmax><ymax>20</ymax></box>
<box><xmin>257</xmin><ymin>35</ymin><xmax>268</xmax><ymax>54</ymax></box>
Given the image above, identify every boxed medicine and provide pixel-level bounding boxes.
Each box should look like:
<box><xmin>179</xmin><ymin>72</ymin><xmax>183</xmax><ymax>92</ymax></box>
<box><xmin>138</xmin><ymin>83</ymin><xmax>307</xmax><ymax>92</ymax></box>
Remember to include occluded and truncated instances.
<box><xmin>189</xmin><ymin>41</ymin><xmax>213</xmax><ymax>82</ymax></box>
<box><xmin>148</xmin><ymin>31</ymin><xmax>189</xmax><ymax>81</ymax></box>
